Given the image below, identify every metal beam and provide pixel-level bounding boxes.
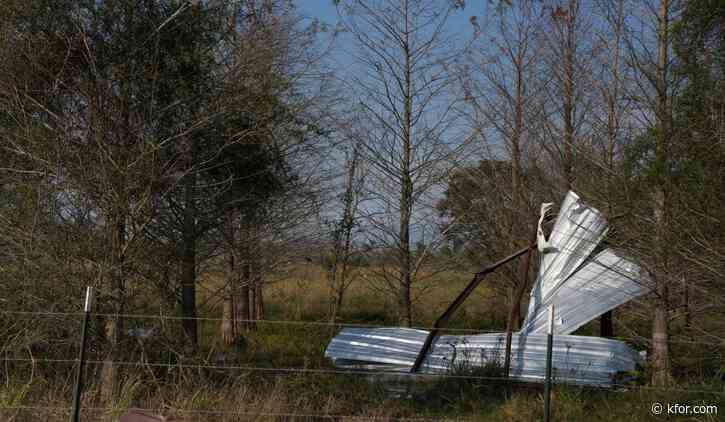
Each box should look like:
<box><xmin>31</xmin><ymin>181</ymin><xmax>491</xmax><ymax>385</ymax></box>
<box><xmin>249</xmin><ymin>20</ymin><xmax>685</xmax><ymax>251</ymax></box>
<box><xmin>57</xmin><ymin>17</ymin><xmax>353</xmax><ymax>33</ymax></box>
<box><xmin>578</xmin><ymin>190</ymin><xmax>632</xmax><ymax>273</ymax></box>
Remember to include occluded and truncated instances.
<box><xmin>410</xmin><ymin>243</ymin><xmax>536</xmax><ymax>373</ymax></box>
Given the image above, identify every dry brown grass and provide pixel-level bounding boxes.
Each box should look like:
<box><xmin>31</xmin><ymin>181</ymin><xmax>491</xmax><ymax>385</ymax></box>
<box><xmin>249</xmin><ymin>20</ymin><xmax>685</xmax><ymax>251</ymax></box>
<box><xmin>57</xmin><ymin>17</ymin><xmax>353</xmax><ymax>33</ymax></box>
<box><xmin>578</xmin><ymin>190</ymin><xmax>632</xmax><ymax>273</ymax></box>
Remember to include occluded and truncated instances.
<box><xmin>260</xmin><ymin>262</ymin><xmax>510</xmax><ymax>330</ymax></box>
<box><xmin>3</xmin><ymin>263</ymin><xmax>724</xmax><ymax>422</ymax></box>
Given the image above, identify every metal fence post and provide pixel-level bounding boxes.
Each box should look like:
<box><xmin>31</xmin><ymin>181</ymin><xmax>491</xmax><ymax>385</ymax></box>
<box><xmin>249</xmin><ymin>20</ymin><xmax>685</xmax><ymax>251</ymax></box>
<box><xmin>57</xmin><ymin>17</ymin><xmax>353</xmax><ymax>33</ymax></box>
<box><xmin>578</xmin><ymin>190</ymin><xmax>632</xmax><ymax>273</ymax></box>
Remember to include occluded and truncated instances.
<box><xmin>544</xmin><ymin>304</ymin><xmax>554</xmax><ymax>422</ymax></box>
<box><xmin>70</xmin><ymin>287</ymin><xmax>93</xmax><ymax>422</ymax></box>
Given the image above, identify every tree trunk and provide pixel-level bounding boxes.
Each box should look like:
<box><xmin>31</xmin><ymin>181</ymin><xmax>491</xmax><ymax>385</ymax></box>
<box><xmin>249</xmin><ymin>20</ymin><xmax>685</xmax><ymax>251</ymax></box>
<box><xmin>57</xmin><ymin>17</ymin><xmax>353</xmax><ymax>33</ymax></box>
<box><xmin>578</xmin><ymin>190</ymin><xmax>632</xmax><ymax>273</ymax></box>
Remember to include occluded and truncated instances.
<box><xmin>651</xmin><ymin>0</ymin><xmax>672</xmax><ymax>386</ymax></box>
<box><xmin>511</xmin><ymin>44</ymin><xmax>524</xmax><ymax>210</ymax></box>
<box><xmin>398</xmin><ymin>159</ymin><xmax>413</xmax><ymax>327</ymax></box>
<box><xmin>101</xmin><ymin>319</ymin><xmax>120</xmax><ymax>404</ymax></box>
<box><xmin>504</xmin><ymin>236</ymin><xmax>534</xmax><ymax>377</ymax></box>
<box><xmin>331</xmin><ymin>290</ymin><xmax>344</xmax><ymax>324</ymax></box>
<box><xmin>562</xmin><ymin>0</ymin><xmax>577</xmax><ymax>191</ymax></box>
<box><xmin>505</xmin><ymin>61</ymin><xmax>530</xmax><ymax>372</ymax></box>
<box><xmin>240</xmin><ymin>259</ymin><xmax>251</xmax><ymax>331</ymax></box>
<box><xmin>398</xmin><ymin>274</ymin><xmax>413</xmax><ymax>327</ymax></box>
<box><xmin>221</xmin><ymin>284</ymin><xmax>238</xmax><ymax>346</ymax></box>
<box><xmin>101</xmin><ymin>215</ymin><xmax>126</xmax><ymax>403</ymax></box>
<box><xmin>505</xmin><ymin>32</ymin><xmax>528</xmax><ymax>340</ymax></box>
<box><xmin>222</xmin><ymin>215</ymin><xmax>240</xmax><ymax>346</ymax></box>
<box><xmin>254</xmin><ymin>276</ymin><xmax>264</xmax><ymax>320</ymax></box>
<box><xmin>180</xmin><ymin>155</ymin><xmax>198</xmax><ymax>348</ymax></box>
<box><xmin>600</xmin><ymin>0</ymin><xmax>625</xmax><ymax>340</ymax></box>
<box><xmin>651</xmin><ymin>267</ymin><xmax>670</xmax><ymax>385</ymax></box>
<box><xmin>398</xmin><ymin>9</ymin><xmax>414</xmax><ymax>328</ymax></box>
<box><xmin>651</xmin><ymin>188</ymin><xmax>671</xmax><ymax>385</ymax></box>
<box><xmin>399</xmin><ymin>174</ymin><xmax>413</xmax><ymax>327</ymax></box>
<box><xmin>328</xmin><ymin>146</ymin><xmax>359</xmax><ymax>324</ymax></box>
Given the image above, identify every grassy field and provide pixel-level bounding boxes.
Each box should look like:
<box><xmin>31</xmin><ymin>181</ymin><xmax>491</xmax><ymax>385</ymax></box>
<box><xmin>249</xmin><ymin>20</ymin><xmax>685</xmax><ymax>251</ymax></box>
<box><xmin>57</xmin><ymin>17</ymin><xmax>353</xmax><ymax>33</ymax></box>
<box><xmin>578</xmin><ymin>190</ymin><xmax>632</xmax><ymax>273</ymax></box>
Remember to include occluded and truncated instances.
<box><xmin>1</xmin><ymin>263</ymin><xmax>723</xmax><ymax>421</ymax></box>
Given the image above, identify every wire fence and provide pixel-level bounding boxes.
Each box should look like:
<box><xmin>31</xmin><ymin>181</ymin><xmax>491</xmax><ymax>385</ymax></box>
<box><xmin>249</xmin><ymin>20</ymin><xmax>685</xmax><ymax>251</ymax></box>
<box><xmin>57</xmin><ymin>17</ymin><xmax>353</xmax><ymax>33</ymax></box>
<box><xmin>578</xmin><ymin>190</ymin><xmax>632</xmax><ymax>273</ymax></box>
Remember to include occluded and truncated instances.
<box><xmin>2</xmin><ymin>307</ymin><xmax>725</xmax><ymax>422</ymax></box>
<box><xmin>1</xmin><ymin>312</ymin><xmax>723</xmax><ymax>383</ymax></box>
<box><xmin>0</xmin><ymin>409</ymin><xmax>451</xmax><ymax>421</ymax></box>
<box><xmin>0</xmin><ymin>406</ymin><xmax>447</xmax><ymax>421</ymax></box>
<box><xmin>2</xmin><ymin>309</ymin><xmax>723</xmax><ymax>346</ymax></box>
<box><xmin>2</xmin><ymin>356</ymin><xmax>725</xmax><ymax>396</ymax></box>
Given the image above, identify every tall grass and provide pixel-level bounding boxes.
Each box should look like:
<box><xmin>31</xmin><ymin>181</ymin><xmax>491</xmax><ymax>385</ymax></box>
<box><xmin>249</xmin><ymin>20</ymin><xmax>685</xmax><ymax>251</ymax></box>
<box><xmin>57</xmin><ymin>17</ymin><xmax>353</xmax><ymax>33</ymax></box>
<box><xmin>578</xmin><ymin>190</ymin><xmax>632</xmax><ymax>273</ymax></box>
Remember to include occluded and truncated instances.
<box><xmin>2</xmin><ymin>264</ymin><xmax>723</xmax><ymax>421</ymax></box>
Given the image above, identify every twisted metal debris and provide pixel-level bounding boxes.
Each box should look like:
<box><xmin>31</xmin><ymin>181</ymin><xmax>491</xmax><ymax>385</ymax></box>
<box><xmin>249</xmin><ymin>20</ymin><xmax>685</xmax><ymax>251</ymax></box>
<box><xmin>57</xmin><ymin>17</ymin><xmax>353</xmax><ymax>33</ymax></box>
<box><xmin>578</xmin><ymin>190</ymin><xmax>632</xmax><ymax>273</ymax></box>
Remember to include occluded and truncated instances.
<box><xmin>325</xmin><ymin>191</ymin><xmax>651</xmax><ymax>387</ymax></box>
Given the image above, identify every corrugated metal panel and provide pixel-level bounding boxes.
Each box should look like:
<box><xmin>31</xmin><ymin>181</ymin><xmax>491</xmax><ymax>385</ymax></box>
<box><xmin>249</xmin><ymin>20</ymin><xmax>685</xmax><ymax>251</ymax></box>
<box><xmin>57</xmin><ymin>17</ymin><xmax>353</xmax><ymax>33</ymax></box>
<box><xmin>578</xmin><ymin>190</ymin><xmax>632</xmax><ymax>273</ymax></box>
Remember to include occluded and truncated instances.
<box><xmin>325</xmin><ymin>191</ymin><xmax>651</xmax><ymax>388</ymax></box>
<box><xmin>325</xmin><ymin>328</ymin><xmax>640</xmax><ymax>386</ymax></box>
<box><xmin>522</xmin><ymin>248</ymin><xmax>651</xmax><ymax>335</ymax></box>
<box><xmin>525</xmin><ymin>191</ymin><xmax>609</xmax><ymax>329</ymax></box>
<box><xmin>522</xmin><ymin>191</ymin><xmax>651</xmax><ymax>335</ymax></box>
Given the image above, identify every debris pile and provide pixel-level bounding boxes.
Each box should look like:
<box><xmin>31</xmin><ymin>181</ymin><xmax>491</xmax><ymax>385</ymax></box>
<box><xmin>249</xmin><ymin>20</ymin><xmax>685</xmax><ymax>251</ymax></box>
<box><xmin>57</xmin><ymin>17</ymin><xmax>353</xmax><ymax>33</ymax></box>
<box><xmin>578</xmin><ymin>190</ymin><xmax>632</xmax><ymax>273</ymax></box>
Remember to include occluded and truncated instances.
<box><xmin>325</xmin><ymin>192</ymin><xmax>650</xmax><ymax>387</ymax></box>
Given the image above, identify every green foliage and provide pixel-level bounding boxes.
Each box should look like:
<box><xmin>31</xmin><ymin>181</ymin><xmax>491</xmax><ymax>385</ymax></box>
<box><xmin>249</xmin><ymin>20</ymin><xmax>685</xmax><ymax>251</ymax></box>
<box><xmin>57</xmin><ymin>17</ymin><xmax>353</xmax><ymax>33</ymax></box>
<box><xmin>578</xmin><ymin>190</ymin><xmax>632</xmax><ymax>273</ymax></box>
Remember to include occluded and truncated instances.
<box><xmin>3</xmin><ymin>0</ymin><xmax>725</xmax><ymax>419</ymax></box>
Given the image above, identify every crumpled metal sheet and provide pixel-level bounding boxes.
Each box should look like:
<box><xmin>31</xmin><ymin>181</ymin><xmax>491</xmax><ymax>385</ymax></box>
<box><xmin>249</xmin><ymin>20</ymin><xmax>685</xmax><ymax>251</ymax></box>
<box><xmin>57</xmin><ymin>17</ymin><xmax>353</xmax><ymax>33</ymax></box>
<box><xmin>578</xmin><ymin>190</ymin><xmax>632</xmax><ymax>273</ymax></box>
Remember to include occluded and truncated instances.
<box><xmin>522</xmin><ymin>191</ymin><xmax>650</xmax><ymax>335</ymax></box>
<box><xmin>522</xmin><ymin>248</ymin><xmax>651</xmax><ymax>335</ymax></box>
<box><xmin>525</xmin><ymin>191</ymin><xmax>609</xmax><ymax>327</ymax></box>
<box><xmin>325</xmin><ymin>191</ymin><xmax>650</xmax><ymax>387</ymax></box>
<box><xmin>325</xmin><ymin>327</ymin><xmax>641</xmax><ymax>386</ymax></box>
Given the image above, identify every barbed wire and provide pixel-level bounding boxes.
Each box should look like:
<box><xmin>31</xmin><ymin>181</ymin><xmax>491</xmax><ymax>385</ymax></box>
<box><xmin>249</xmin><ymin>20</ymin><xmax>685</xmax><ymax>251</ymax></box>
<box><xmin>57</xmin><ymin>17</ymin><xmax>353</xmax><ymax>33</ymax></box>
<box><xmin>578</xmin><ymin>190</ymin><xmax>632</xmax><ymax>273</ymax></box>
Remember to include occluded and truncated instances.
<box><xmin>606</xmin><ymin>383</ymin><xmax>725</xmax><ymax>396</ymax></box>
<box><xmin>0</xmin><ymin>310</ymin><xmax>509</xmax><ymax>334</ymax></box>
<box><xmin>2</xmin><ymin>309</ymin><xmax>723</xmax><ymax>346</ymax></box>
<box><xmin>0</xmin><ymin>357</ymin><xmax>526</xmax><ymax>382</ymax></box>
<box><xmin>3</xmin><ymin>356</ymin><xmax>725</xmax><ymax>396</ymax></box>
<box><xmin>0</xmin><ymin>405</ymin><xmax>446</xmax><ymax>421</ymax></box>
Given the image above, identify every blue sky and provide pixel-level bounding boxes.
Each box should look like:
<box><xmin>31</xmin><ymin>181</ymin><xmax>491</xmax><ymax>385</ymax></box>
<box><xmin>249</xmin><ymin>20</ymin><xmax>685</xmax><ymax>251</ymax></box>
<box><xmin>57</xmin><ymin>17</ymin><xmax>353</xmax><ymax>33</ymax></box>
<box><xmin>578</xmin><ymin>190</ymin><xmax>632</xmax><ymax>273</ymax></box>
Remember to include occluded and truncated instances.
<box><xmin>296</xmin><ymin>1</ymin><xmax>484</xmax><ymax>69</ymax></box>
<box><xmin>294</xmin><ymin>2</ymin><xmax>489</xmax><ymax>244</ymax></box>
<box><xmin>297</xmin><ymin>1</ymin><xmax>339</xmax><ymax>24</ymax></box>
<box><xmin>296</xmin><ymin>1</ymin><xmax>488</xmax><ymax>29</ymax></box>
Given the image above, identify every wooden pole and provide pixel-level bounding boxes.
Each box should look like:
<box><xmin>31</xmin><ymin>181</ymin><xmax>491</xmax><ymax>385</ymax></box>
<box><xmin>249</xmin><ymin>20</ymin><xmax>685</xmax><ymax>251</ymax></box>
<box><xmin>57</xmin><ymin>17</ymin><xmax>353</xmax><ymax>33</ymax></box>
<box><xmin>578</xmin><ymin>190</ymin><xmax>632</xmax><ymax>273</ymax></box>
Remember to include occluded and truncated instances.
<box><xmin>410</xmin><ymin>244</ymin><xmax>535</xmax><ymax>373</ymax></box>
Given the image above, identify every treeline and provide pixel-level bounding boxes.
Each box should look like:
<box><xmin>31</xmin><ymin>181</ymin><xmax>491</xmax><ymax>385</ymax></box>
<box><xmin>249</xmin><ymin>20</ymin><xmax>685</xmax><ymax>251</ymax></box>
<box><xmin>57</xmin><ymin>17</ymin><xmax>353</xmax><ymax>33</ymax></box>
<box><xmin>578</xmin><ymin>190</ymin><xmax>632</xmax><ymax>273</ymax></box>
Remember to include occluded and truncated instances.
<box><xmin>0</xmin><ymin>0</ymin><xmax>723</xmax><ymax>398</ymax></box>
<box><xmin>438</xmin><ymin>0</ymin><xmax>725</xmax><ymax>387</ymax></box>
<box><xmin>0</xmin><ymin>0</ymin><xmax>329</xmax><ymax>398</ymax></box>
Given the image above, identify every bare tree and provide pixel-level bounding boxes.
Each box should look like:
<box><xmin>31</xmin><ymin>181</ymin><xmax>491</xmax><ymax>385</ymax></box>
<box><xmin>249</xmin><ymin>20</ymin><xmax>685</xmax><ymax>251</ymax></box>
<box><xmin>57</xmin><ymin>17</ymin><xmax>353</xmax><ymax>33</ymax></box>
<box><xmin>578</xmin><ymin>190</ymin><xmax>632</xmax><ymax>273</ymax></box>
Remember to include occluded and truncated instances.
<box><xmin>619</xmin><ymin>0</ymin><xmax>681</xmax><ymax>385</ymax></box>
<box><xmin>460</xmin><ymin>0</ymin><xmax>547</xmax><ymax>374</ymax></box>
<box><xmin>650</xmin><ymin>0</ymin><xmax>675</xmax><ymax>386</ymax></box>
<box><xmin>321</xmin><ymin>146</ymin><xmax>365</xmax><ymax>323</ymax></box>
<box><xmin>216</xmin><ymin>0</ymin><xmax>333</xmax><ymax>344</ymax></box>
<box><xmin>585</xmin><ymin>0</ymin><xmax>633</xmax><ymax>337</ymax></box>
<box><xmin>337</xmin><ymin>0</ymin><xmax>466</xmax><ymax>326</ymax></box>
<box><xmin>538</xmin><ymin>0</ymin><xmax>596</xmax><ymax>192</ymax></box>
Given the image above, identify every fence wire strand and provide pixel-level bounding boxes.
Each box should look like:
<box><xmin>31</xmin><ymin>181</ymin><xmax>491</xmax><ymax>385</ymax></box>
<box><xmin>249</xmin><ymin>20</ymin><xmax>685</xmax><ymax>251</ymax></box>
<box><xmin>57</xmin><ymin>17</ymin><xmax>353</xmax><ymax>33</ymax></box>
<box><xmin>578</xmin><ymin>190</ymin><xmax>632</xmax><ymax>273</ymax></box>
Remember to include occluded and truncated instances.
<box><xmin>2</xmin><ymin>309</ymin><xmax>723</xmax><ymax>346</ymax></box>
<box><xmin>0</xmin><ymin>405</ymin><xmax>445</xmax><ymax>421</ymax></box>
<box><xmin>2</xmin><ymin>357</ymin><xmax>725</xmax><ymax>396</ymax></box>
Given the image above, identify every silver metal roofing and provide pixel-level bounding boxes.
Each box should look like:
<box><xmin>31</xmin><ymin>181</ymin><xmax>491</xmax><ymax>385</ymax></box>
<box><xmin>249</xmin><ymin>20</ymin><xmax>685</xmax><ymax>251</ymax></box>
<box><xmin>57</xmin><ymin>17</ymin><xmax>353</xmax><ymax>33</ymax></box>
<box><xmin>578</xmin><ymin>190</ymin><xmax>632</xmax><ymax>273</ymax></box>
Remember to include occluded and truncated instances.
<box><xmin>326</xmin><ymin>327</ymin><xmax>641</xmax><ymax>386</ymax></box>
<box><xmin>325</xmin><ymin>191</ymin><xmax>651</xmax><ymax>387</ymax></box>
<box><xmin>522</xmin><ymin>191</ymin><xmax>650</xmax><ymax>335</ymax></box>
<box><xmin>525</xmin><ymin>191</ymin><xmax>608</xmax><ymax>324</ymax></box>
<box><xmin>522</xmin><ymin>248</ymin><xmax>651</xmax><ymax>335</ymax></box>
